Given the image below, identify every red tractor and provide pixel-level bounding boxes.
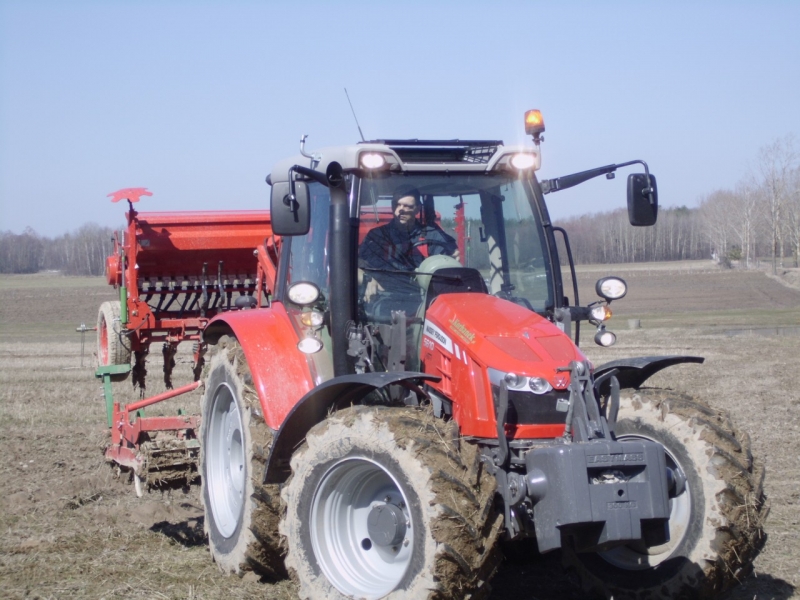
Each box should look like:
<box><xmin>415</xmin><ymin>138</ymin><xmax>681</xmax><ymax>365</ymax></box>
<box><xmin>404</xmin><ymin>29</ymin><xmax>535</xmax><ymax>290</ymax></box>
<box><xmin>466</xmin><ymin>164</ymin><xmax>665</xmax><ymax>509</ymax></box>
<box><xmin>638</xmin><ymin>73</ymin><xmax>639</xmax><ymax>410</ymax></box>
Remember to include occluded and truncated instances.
<box><xmin>98</xmin><ymin>112</ymin><xmax>766</xmax><ymax>599</ymax></box>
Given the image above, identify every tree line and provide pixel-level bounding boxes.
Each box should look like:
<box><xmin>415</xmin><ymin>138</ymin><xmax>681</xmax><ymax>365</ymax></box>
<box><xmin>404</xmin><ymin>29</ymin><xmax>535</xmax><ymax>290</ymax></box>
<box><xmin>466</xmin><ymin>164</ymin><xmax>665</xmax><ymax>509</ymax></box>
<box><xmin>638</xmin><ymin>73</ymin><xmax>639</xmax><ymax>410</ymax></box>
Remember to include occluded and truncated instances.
<box><xmin>553</xmin><ymin>134</ymin><xmax>798</xmax><ymax>271</ymax></box>
<box><xmin>0</xmin><ymin>223</ymin><xmax>115</xmax><ymax>275</ymax></box>
<box><xmin>1</xmin><ymin>135</ymin><xmax>796</xmax><ymax>275</ymax></box>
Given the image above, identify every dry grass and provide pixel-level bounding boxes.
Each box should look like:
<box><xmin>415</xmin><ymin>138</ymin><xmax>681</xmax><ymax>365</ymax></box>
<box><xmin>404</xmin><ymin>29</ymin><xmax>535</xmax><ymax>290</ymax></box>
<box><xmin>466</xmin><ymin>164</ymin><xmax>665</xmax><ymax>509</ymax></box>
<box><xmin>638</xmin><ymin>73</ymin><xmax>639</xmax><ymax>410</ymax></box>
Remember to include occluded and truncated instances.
<box><xmin>1</xmin><ymin>262</ymin><xmax>798</xmax><ymax>599</ymax></box>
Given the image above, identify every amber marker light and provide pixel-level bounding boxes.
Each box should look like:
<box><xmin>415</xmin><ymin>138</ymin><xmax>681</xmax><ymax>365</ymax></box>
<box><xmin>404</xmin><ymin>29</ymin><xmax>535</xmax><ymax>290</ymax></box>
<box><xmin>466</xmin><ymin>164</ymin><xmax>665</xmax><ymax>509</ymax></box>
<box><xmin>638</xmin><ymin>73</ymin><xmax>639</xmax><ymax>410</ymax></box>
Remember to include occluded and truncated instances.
<box><xmin>590</xmin><ymin>305</ymin><xmax>613</xmax><ymax>322</ymax></box>
<box><xmin>524</xmin><ymin>110</ymin><xmax>545</xmax><ymax>136</ymax></box>
<box><xmin>300</xmin><ymin>310</ymin><xmax>324</xmax><ymax>328</ymax></box>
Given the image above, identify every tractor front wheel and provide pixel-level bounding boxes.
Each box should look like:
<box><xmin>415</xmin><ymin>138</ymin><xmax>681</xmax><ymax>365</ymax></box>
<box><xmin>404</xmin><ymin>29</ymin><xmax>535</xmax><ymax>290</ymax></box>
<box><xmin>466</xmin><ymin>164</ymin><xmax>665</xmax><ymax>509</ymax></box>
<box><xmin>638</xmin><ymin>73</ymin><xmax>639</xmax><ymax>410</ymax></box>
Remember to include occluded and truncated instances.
<box><xmin>281</xmin><ymin>406</ymin><xmax>502</xmax><ymax>600</ymax></box>
<box><xmin>565</xmin><ymin>389</ymin><xmax>768</xmax><ymax>599</ymax></box>
<box><xmin>96</xmin><ymin>300</ymin><xmax>131</xmax><ymax>381</ymax></box>
<box><xmin>199</xmin><ymin>336</ymin><xmax>285</xmax><ymax>579</ymax></box>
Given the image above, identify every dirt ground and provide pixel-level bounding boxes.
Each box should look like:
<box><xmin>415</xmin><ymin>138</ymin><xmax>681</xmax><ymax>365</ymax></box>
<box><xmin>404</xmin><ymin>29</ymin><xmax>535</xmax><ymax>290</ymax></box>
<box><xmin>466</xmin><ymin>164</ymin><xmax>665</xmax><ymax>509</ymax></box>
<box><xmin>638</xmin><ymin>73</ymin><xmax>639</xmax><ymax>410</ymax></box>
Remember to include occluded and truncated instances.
<box><xmin>1</xmin><ymin>262</ymin><xmax>798</xmax><ymax>599</ymax></box>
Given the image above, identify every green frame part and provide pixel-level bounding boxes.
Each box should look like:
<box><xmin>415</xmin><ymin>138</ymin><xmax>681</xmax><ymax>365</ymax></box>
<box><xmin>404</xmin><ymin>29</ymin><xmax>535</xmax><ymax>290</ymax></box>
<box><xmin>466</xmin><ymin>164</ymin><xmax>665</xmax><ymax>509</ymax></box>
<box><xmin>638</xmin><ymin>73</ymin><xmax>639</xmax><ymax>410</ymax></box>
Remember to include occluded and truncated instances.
<box><xmin>119</xmin><ymin>286</ymin><xmax>128</xmax><ymax>324</ymax></box>
<box><xmin>95</xmin><ymin>364</ymin><xmax>132</xmax><ymax>427</ymax></box>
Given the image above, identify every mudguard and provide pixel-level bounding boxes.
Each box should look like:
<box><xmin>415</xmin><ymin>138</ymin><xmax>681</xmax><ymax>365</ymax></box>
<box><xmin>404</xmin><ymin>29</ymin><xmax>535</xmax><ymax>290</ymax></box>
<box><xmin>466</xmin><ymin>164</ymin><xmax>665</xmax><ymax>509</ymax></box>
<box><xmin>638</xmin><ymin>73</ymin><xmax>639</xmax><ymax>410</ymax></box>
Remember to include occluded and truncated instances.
<box><xmin>264</xmin><ymin>371</ymin><xmax>440</xmax><ymax>484</ymax></box>
<box><xmin>594</xmin><ymin>355</ymin><xmax>704</xmax><ymax>395</ymax></box>
<box><xmin>203</xmin><ymin>306</ymin><xmax>314</xmax><ymax>430</ymax></box>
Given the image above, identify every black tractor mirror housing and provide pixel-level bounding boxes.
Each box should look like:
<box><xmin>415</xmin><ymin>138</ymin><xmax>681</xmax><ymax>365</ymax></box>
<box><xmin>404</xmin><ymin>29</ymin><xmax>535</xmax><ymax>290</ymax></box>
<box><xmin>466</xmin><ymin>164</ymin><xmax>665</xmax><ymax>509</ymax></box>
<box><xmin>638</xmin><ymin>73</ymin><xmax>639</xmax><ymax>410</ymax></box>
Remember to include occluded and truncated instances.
<box><xmin>627</xmin><ymin>173</ymin><xmax>658</xmax><ymax>226</ymax></box>
<box><xmin>270</xmin><ymin>181</ymin><xmax>310</xmax><ymax>236</ymax></box>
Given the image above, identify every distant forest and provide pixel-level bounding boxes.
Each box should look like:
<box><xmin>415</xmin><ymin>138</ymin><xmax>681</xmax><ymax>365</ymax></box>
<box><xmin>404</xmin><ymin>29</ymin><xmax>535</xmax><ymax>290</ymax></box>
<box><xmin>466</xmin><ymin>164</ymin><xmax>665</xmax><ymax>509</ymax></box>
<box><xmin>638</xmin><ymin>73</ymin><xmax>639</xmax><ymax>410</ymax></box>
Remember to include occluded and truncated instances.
<box><xmin>2</xmin><ymin>135</ymin><xmax>796</xmax><ymax>276</ymax></box>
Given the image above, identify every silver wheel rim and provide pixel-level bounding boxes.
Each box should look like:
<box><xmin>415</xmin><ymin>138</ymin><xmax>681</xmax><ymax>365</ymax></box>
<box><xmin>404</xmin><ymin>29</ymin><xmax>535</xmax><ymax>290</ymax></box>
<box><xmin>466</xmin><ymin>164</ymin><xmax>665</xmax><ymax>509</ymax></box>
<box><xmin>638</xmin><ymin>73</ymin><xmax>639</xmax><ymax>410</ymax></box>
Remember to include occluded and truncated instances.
<box><xmin>206</xmin><ymin>381</ymin><xmax>245</xmax><ymax>538</ymax></box>
<box><xmin>599</xmin><ymin>433</ymin><xmax>692</xmax><ymax>570</ymax></box>
<box><xmin>310</xmin><ymin>458</ymin><xmax>414</xmax><ymax>599</ymax></box>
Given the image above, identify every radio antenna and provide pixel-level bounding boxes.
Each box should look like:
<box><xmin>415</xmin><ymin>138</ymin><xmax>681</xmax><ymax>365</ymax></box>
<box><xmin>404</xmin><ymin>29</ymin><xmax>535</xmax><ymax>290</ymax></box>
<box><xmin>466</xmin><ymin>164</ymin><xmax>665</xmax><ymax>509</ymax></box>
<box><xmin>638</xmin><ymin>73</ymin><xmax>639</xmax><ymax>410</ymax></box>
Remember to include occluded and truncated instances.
<box><xmin>344</xmin><ymin>88</ymin><xmax>366</xmax><ymax>142</ymax></box>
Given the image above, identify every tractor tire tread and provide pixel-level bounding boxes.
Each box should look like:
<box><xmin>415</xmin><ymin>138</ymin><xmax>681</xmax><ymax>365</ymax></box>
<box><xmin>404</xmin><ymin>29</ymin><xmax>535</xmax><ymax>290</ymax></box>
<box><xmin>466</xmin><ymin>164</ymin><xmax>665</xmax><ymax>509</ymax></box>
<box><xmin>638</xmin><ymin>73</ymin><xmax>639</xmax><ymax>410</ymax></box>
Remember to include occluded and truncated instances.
<box><xmin>281</xmin><ymin>406</ymin><xmax>502</xmax><ymax>600</ymax></box>
<box><xmin>566</xmin><ymin>388</ymin><xmax>768</xmax><ymax>599</ymax></box>
<box><xmin>201</xmin><ymin>337</ymin><xmax>286</xmax><ymax>580</ymax></box>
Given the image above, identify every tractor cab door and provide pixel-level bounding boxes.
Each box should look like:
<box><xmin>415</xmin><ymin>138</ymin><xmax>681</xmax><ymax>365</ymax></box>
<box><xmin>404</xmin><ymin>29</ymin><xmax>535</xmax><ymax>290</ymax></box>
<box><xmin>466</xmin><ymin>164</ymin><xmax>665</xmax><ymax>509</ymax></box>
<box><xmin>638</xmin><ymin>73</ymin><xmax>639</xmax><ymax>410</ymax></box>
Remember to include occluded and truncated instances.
<box><xmin>279</xmin><ymin>182</ymin><xmax>335</xmax><ymax>382</ymax></box>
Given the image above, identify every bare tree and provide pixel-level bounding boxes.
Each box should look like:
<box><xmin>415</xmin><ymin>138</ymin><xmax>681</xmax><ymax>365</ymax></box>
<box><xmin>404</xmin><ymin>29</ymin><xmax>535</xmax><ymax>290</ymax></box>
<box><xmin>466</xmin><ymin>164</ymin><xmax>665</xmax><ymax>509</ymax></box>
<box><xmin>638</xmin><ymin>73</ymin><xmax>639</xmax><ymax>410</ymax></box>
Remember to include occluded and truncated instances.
<box><xmin>728</xmin><ymin>182</ymin><xmax>760</xmax><ymax>267</ymax></box>
<box><xmin>756</xmin><ymin>135</ymin><xmax>797</xmax><ymax>274</ymax></box>
<box><xmin>785</xmin><ymin>165</ymin><xmax>800</xmax><ymax>267</ymax></box>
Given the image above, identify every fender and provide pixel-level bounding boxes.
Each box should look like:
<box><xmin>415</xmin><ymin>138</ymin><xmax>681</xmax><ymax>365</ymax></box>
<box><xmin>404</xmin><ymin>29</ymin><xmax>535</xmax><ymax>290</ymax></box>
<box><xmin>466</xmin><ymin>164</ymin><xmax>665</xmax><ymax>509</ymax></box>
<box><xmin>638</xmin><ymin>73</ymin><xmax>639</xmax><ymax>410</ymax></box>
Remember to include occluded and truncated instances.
<box><xmin>203</xmin><ymin>305</ymin><xmax>314</xmax><ymax>430</ymax></box>
<box><xmin>264</xmin><ymin>371</ymin><xmax>440</xmax><ymax>484</ymax></box>
<box><xmin>593</xmin><ymin>355</ymin><xmax>704</xmax><ymax>395</ymax></box>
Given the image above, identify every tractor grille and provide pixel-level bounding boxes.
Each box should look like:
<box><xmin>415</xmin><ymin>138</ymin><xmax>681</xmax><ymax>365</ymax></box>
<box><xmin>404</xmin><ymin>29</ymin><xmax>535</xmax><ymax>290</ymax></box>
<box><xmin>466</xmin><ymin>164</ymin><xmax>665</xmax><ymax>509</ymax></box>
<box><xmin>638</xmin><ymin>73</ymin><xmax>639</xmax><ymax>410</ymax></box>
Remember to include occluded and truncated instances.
<box><xmin>492</xmin><ymin>386</ymin><xmax>570</xmax><ymax>425</ymax></box>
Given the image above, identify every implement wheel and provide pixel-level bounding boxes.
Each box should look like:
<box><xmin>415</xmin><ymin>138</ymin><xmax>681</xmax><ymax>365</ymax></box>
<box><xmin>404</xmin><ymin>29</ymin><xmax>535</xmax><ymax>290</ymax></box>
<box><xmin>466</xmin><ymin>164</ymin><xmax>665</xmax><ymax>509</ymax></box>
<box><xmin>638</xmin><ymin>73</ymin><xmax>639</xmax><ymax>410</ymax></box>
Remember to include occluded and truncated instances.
<box><xmin>281</xmin><ymin>406</ymin><xmax>502</xmax><ymax>600</ymax></box>
<box><xmin>200</xmin><ymin>336</ymin><xmax>286</xmax><ymax>579</ymax></box>
<box><xmin>565</xmin><ymin>389</ymin><xmax>768</xmax><ymax>599</ymax></box>
<box><xmin>96</xmin><ymin>300</ymin><xmax>131</xmax><ymax>381</ymax></box>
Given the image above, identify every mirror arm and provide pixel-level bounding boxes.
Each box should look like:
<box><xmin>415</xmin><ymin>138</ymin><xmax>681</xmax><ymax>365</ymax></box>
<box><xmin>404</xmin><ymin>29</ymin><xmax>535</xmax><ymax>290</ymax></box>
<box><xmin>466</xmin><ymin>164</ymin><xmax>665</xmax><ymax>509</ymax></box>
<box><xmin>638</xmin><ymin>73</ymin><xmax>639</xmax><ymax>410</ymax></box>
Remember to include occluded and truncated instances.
<box><xmin>291</xmin><ymin>165</ymin><xmax>329</xmax><ymax>186</ymax></box>
<box><xmin>542</xmin><ymin>159</ymin><xmax>653</xmax><ymax>205</ymax></box>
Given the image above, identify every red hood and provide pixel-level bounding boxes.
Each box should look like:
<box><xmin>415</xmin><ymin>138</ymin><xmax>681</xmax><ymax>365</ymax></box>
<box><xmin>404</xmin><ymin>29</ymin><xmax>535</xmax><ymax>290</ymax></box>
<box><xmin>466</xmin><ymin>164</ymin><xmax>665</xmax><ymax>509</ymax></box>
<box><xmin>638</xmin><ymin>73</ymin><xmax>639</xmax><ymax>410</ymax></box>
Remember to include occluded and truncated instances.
<box><xmin>424</xmin><ymin>293</ymin><xmax>586</xmax><ymax>384</ymax></box>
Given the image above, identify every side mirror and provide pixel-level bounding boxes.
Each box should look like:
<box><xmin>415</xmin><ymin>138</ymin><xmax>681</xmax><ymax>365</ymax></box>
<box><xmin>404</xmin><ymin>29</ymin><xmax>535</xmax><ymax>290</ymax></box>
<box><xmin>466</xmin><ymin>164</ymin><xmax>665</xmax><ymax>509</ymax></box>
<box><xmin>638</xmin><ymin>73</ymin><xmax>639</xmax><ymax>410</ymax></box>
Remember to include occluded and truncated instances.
<box><xmin>270</xmin><ymin>181</ymin><xmax>310</xmax><ymax>236</ymax></box>
<box><xmin>627</xmin><ymin>173</ymin><xmax>658</xmax><ymax>226</ymax></box>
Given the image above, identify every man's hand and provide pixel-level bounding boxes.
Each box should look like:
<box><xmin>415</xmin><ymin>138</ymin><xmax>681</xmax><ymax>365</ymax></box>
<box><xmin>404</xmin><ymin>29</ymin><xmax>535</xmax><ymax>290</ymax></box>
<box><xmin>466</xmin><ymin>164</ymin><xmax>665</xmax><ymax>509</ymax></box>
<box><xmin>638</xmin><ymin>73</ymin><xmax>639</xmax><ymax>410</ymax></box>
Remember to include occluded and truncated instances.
<box><xmin>364</xmin><ymin>277</ymin><xmax>384</xmax><ymax>303</ymax></box>
<box><xmin>451</xmin><ymin>248</ymin><xmax>461</xmax><ymax>262</ymax></box>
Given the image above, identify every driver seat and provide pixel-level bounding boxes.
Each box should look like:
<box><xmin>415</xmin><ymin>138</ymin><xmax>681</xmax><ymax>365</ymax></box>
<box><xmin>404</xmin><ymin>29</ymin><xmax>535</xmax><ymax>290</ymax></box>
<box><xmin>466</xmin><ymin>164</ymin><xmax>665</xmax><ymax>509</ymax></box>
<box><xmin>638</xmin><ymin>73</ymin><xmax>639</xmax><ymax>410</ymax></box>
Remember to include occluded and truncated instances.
<box><xmin>423</xmin><ymin>266</ymin><xmax>488</xmax><ymax>310</ymax></box>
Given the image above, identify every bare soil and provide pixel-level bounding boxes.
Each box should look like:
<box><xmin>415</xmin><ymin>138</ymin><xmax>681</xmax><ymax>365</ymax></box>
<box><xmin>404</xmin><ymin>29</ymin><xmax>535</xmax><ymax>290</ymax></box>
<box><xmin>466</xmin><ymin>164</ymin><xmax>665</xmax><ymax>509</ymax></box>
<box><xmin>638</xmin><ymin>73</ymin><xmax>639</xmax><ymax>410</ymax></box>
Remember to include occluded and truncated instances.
<box><xmin>1</xmin><ymin>262</ymin><xmax>798</xmax><ymax>599</ymax></box>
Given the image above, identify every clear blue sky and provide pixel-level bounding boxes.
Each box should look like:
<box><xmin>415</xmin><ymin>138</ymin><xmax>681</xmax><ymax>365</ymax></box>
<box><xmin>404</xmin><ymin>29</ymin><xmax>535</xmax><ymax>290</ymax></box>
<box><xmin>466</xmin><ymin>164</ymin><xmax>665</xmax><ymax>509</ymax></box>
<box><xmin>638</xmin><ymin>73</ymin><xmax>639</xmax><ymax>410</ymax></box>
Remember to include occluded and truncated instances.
<box><xmin>1</xmin><ymin>0</ymin><xmax>798</xmax><ymax>237</ymax></box>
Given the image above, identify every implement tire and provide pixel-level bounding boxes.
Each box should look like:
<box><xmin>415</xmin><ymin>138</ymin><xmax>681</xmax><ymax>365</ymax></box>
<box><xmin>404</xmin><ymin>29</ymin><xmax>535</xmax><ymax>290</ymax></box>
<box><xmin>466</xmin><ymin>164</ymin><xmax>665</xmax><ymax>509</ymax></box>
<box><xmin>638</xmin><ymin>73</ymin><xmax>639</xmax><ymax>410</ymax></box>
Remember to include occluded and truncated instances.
<box><xmin>280</xmin><ymin>405</ymin><xmax>502</xmax><ymax>600</ymax></box>
<box><xmin>200</xmin><ymin>336</ymin><xmax>286</xmax><ymax>579</ymax></box>
<box><xmin>97</xmin><ymin>300</ymin><xmax>131</xmax><ymax>381</ymax></box>
<box><xmin>565</xmin><ymin>389</ymin><xmax>768</xmax><ymax>599</ymax></box>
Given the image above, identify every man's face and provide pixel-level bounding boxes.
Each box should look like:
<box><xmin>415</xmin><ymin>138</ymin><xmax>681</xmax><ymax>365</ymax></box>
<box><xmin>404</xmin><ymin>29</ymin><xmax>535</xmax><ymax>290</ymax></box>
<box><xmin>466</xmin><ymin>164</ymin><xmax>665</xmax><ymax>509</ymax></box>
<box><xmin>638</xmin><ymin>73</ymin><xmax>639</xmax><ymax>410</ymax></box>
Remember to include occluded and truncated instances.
<box><xmin>393</xmin><ymin>195</ymin><xmax>418</xmax><ymax>228</ymax></box>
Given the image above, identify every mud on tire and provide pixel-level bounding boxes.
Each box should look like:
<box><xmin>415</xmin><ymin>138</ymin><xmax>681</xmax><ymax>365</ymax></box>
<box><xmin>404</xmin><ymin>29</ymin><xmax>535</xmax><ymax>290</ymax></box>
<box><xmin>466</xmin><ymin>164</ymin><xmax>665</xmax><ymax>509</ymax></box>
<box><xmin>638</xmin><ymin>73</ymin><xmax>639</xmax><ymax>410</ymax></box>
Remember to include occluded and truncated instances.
<box><xmin>199</xmin><ymin>336</ymin><xmax>285</xmax><ymax>579</ymax></box>
<box><xmin>280</xmin><ymin>405</ymin><xmax>503</xmax><ymax>600</ymax></box>
<box><xmin>565</xmin><ymin>388</ymin><xmax>768</xmax><ymax>600</ymax></box>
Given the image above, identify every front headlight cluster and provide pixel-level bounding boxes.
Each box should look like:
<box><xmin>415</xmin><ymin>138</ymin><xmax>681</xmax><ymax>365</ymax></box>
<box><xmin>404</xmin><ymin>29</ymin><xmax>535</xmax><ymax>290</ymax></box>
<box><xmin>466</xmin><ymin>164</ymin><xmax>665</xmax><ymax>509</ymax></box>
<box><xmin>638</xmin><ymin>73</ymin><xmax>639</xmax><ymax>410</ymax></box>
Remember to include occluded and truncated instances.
<box><xmin>488</xmin><ymin>367</ymin><xmax>553</xmax><ymax>395</ymax></box>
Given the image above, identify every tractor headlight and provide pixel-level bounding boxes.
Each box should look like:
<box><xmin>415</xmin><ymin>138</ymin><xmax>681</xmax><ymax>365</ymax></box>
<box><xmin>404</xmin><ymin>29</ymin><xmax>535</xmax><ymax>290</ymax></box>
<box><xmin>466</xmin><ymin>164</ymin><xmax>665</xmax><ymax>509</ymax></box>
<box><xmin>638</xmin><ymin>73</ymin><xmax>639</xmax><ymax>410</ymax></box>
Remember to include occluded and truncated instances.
<box><xmin>510</xmin><ymin>152</ymin><xmax>537</xmax><ymax>170</ymax></box>
<box><xmin>297</xmin><ymin>334</ymin><xmax>323</xmax><ymax>354</ymax></box>
<box><xmin>489</xmin><ymin>368</ymin><xmax>553</xmax><ymax>395</ymax></box>
<box><xmin>360</xmin><ymin>152</ymin><xmax>387</xmax><ymax>169</ymax></box>
<box><xmin>594</xmin><ymin>328</ymin><xmax>617</xmax><ymax>347</ymax></box>
<box><xmin>595</xmin><ymin>277</ymin><xmax>627</xmax><ymax>301</ymax></box>
<box><xmin>528</xmin><ymin>377</ymin><xmax>553</xmax><ymax>394</ymax></box>
<box><xmin>287</xmin><ymin>281</ymin><xmax>321</xmax><ymax>306</ymax></box>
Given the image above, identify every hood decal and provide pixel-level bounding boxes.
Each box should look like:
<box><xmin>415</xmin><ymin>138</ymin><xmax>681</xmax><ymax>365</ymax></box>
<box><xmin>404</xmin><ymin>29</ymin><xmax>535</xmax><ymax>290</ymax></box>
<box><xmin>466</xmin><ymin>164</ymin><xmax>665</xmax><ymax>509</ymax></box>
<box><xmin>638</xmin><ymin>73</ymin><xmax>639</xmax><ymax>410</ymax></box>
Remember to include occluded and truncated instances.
<box><xmin>424</xmin><ymin>319</ymin><xmax>453</xmax><ymax>353</ymax></box>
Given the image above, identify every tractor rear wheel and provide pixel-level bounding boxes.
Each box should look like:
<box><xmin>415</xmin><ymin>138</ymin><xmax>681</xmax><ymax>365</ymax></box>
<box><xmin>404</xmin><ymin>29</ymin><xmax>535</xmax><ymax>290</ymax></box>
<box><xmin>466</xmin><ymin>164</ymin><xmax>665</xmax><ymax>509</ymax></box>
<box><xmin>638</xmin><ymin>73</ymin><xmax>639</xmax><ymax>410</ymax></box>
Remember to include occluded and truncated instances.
<box><xmin>280</xmin><ymin>405</ymin><xmax>502</xmax><ymax>600</ymax></box>
<box><xmin>200</xmin><ymin>336</ymin><xmax>286</xmax><ymax>579</ymax></box>
<box><xmin>565</xmin><ymin>389</ymin><xmax>768</xmax><ymax>599</ymax></box>
<box><xmin>97</xmin><ymin>300</ymin><xmax>131</xmax><ymax>381</ymax></box>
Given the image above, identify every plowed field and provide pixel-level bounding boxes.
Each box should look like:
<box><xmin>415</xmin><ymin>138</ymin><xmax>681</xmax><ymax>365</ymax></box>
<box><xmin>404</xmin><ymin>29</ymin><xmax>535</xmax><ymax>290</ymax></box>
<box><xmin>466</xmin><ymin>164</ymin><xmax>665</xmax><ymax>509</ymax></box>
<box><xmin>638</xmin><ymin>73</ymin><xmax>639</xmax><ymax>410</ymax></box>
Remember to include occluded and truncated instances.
<box><xmin>1</xmin><ymin>262</ymin><xmax>798</xmax><ymax>599</ymax></box>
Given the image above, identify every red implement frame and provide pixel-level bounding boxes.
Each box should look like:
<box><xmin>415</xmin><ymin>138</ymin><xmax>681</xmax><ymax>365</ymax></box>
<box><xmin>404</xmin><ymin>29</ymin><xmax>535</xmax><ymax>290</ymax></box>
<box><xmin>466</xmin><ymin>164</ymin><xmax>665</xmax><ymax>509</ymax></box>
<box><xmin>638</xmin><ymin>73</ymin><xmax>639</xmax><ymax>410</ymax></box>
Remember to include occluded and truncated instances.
<box><xmin>105</xmin><ymin>189</ymin><xmax>279</xmax><ymax>356</ymax></box>
<box><xmin>103</xmin><ymin>379</ymin><xmax>202</xmax><ymax>472</ymax></box>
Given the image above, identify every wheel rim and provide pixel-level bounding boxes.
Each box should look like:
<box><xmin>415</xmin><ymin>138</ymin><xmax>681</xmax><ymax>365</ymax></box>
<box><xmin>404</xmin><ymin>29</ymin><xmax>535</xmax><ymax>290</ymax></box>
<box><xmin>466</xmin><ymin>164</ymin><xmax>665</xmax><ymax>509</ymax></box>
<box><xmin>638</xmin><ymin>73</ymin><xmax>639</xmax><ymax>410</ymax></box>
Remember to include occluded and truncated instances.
<box><xmin>206</xmin><ymin>381</ymin><xmax>245</xmax><ymax>538</ymax></box>
<box><xmin>598</xmin><ymin>433</ymin><xmax>692</xmax><ymax>570</ymax></box>
<box><xmin>310</xmin><ymin>458</ymin><xmax>414</xmax><ymax>599</ymax></box>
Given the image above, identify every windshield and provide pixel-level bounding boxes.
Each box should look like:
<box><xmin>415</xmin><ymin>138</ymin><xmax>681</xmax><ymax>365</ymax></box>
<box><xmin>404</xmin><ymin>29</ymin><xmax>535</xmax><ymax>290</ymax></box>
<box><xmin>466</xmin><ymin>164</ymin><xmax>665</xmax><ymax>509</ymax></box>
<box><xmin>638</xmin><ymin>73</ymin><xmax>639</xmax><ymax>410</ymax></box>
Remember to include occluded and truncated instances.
<box><xmin>356</xmin><ymin>173</ymin><xmax>554</xmax><ymax>323</ymax></box>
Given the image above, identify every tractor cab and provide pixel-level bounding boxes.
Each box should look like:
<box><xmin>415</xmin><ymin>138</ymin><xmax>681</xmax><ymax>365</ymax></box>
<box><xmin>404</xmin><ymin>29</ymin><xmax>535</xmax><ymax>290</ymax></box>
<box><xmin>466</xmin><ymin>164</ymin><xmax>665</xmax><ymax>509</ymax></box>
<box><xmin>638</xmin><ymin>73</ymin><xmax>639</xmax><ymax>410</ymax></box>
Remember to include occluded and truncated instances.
<box><xmin>268</xmin><ymin>114</ymin><xmax>657</xmax><ymax>383</ymax></box>
<box><xmin>270</xmin><ymin>139</ymin><xmax>559</xmax><ymax>378</ymax></box>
